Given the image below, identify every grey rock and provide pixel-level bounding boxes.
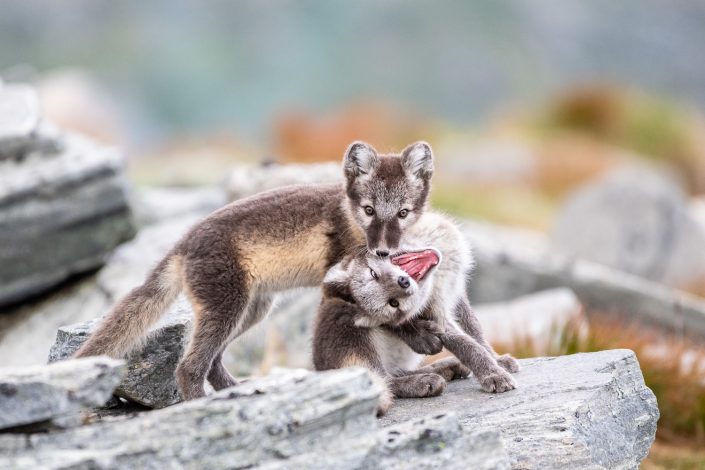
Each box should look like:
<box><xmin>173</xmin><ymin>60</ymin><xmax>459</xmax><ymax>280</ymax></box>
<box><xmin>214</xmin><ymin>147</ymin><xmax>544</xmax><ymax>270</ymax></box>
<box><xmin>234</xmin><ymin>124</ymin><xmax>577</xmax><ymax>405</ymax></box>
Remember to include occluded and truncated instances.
<box><xmin>0</xmin><ymin>130</ymin><xmax>135</xmax><ymax>306</ymax></box>
<box><xmin>468</xmin><ymin>225</ymin><xmax>705</xmax><ymax>338</ymax></box>
<box><xmin>551</xmin><ymin>167</ymin><xmax>705</xmax><ymax>289</ymax></box>
<box><xmin>130</xmin><ymin>185</ymin><xmax>226</xmax><ymax>226</ymax></box>
<box><xmin>49</xmin><ymin>300</ymin><xmax>193</xmax><ymax>408</ymax></box>
<box><xmin>475</xmin><ymin>288</ymin><xmax>586</xmax><ymax>351</ymax></box>
<box><xmin>0</xmin><ymin>368</ymin><xmax>510</xmax><ymax>469</ymax></box>
<box><xmin>226</xmin><ymin>162</ymin><xmax>341</xmax><ymax>201</ymax></box>
<box><xmin>382</xmin><ymin>349</ymin><xmax>658</xmax><ymax>470</ymax></box>
<box><xmin>0</xmin><ymin>215</ymin><xmax>202</xmax><ymax>368</ymax></box>
<box><xmin>0</xmin><ymin>83</ymin><xmax>41</xmax><ymax>159</ymax></box>
<box><xmin>0</xmin><ymin>356</ymin><xmax>125</xmax><ymax>431</ymax></box>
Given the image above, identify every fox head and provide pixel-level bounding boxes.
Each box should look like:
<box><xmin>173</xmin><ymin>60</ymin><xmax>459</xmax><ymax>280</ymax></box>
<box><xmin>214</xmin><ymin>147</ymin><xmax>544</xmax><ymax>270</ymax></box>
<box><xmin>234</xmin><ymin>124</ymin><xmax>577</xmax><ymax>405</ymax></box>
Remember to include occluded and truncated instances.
<box><xmin>323</xmin><ymin>248</ymin><xmax>440</xmax><ymax>327</ymax></box>
<box><xmin>343</xmin><ymin>141</ymin><xmax>434</xmax><ymax>256</ymax></box>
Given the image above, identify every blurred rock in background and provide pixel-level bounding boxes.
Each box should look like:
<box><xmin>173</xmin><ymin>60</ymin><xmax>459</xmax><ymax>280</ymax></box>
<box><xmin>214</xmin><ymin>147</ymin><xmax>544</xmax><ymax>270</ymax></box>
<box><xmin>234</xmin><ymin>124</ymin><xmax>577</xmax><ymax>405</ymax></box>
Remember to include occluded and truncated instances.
<box><xmin>0</xmin><ymin>82</ymin><xmax>135</xmax><ymax>308</ymax></box>
<box><xmin>551</xmin><ymin>167</ymin><xmax>705</xmax><ymax>290</ymax></box>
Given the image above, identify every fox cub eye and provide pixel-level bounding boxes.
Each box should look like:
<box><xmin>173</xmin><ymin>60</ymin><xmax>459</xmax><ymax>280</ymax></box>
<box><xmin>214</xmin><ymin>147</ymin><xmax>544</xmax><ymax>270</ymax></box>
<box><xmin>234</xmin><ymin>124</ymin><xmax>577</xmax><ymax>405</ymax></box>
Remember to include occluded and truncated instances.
<box><xmin>370</xmin><ymin>269</ymin><xmax>379</xmax><ymax>280</ymax></box>
<box><xmin>388</xmin><ymin>299</ymin><xmax>399</xmax><ymax>308</ymax></box>
<box><xmin>398</xmin><ymin>209</ymin><xmax>409</xmax><ymax>218</ymax></box>
<box><xmin>364</xmin><ymin>206</ymin><xmax>375</xmax><ymax>216</ymax></box>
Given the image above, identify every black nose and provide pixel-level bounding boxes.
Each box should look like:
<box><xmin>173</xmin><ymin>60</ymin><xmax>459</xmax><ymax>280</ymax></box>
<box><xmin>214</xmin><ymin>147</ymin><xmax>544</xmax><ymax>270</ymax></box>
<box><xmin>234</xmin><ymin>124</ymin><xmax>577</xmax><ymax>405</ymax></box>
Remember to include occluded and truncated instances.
<box><xmin>376</xmin><ymin>250</ymin><xmax>389</xmax><ymax>257</ymax></box>
<box><xmin>398</xmin><ymin>276</ymin><xmax>410</xmax><ymax>289</ymax></box>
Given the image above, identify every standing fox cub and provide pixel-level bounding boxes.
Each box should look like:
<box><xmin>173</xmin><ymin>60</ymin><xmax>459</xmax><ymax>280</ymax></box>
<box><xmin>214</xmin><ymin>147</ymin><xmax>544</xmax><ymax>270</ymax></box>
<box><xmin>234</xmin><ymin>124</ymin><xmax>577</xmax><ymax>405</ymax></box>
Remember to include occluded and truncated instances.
<box><xmin>75</xmin><ymin>140</ymin><xmax>517</xmax><ymax>400</ymax></box>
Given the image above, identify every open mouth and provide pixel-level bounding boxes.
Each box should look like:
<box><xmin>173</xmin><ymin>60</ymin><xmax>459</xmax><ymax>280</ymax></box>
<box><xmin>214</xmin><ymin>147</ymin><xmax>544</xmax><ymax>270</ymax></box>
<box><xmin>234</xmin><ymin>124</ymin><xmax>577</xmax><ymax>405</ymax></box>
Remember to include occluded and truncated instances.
<box><xmin>390</xmin><ymin>248</ymin><xmax>440</xmax><ymax>282</ymax></box>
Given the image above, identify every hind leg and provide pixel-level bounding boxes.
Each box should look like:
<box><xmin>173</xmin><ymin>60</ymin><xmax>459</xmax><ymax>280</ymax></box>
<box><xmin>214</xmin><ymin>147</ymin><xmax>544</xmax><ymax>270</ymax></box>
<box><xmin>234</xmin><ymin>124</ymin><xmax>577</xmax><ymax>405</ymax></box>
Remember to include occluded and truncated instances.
<box><xmin>206</xmin><ymin>292</ymin><xmax>274</xmax><ymax>391</ymax></box>
<box><xmin>176</xmin><ymin>251</ymin><xmax>252</xmax><ymax>400</ymax></box>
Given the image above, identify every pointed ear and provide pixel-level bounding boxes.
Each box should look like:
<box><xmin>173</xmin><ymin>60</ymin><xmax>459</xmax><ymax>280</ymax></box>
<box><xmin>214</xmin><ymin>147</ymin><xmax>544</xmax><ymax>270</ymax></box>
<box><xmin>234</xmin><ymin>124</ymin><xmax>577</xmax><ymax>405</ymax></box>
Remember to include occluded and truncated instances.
<box><xmin>401</xmin><ymin>141</ymin><xmax>434</xmax><ymax>179</ymax></box>
<box><xmin>343</xmin><ymin>141</ymin><xmax>379</xmax><ymax>178</ymax></box>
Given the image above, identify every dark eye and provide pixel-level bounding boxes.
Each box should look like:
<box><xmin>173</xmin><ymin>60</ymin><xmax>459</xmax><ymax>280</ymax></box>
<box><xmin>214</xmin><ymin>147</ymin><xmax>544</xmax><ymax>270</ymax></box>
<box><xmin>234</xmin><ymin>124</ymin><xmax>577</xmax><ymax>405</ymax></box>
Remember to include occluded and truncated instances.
<box><xmin>370</xmin><ymin>269</ymin><xmax>378</xmax><ymax>280</ymax></box>
<box><xmin>398</xmin><ymin>209</ymin><xmax>409</xmax><ymax>218</ymax></box>
<box><xmin>388</xmin><ymin>299</ymin><xmax>399</xmax><ymax>308</ymax></box>
<box><xmin>364</xmin><ymin>206</ymin><xmax>375</xmax><ymax>216</ymax></box>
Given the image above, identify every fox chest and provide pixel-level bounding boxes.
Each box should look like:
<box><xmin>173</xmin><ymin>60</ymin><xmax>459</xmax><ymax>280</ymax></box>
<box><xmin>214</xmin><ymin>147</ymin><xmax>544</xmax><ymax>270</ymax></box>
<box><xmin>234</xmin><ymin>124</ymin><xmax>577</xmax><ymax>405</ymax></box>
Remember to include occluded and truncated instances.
<box><xmin>370</xmin><ymin>329</ymin><xmax>424</xmax><ymax>374</ymax></box>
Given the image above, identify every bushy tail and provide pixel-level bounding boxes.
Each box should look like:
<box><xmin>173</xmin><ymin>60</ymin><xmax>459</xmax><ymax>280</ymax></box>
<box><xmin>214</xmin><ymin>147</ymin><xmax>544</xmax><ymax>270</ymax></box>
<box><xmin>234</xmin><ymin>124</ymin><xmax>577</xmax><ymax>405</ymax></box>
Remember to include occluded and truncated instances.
<box><xmin>74</xmin><ymin>253</ymin><xmax>183</xmax><ymax>359</ymax></box>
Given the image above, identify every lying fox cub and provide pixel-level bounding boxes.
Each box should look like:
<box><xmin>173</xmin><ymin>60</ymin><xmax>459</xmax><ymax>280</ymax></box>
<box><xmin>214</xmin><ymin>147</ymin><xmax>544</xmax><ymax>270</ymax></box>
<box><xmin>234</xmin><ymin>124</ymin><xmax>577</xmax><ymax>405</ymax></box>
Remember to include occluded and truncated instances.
<box><xmin>314</xmin><ymin>248</ymin><xmax>474</xmax><ymax>416</ymax></box>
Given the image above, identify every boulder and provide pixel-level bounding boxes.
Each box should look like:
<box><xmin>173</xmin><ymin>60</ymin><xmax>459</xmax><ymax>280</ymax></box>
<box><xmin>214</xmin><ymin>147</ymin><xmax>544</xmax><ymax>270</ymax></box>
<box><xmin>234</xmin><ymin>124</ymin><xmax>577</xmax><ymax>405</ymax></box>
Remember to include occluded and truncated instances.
<box><xmin>0</xmin><ymin>215</ymin><xmax>202</xmax><ymax>368</ymax></box>
<box><xmin>226</xmin><ymin>162</ymin><xmax>341</xmax><ymax>201</ymax></box>
<box><xmin>0</xmin><ymin>356</ymin><xmax>124</xmax><ymax>431</ymax></box>
<box><xmin>475</xmin><ymin>288</ymin><xmax>586</xmax><ymax>352</ymax></box>
<box><xmin>382</xmin><ymin>349</ymin><xmax>658</xmax><ymax>470</ymax></box>
<box><xmin>0</xmin><ymin>83</ymin><xmax>42</xmax><ymax>159</ymax></box>
<box><xmin>48</xmin><ymin>300</ymin><xmax>192</xmax><ymax>408</ymax></box>
<box><xmin>551</xmin><ymin>167</ymin><xmax>705</xmax><ymax>289</ymax></box>
<box><xmin>0</xmin><ymin>367</ymin><xmax>510</xmax><ymax>469</ymax></box>
<box><xmin>0</xmin><ymin>82</ymin><xmax>135</xmax><ymax>307</ymax></box>
<box><xmin>130</xmin><ymin>185</ymin><xmax>226</xmax><ymax>227</ymax></box>
<box><xmin>468</xmin><ymin>226</ymin><xmax>705</xmax><ymax>339</ymax></box>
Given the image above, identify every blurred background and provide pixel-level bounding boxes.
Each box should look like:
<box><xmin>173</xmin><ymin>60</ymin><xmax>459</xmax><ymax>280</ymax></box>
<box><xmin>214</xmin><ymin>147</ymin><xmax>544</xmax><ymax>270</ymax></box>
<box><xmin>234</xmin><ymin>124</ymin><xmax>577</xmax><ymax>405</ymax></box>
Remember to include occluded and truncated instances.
<box><xmin>1</xmin><ymin>1</ymin><xmax>704</xmax><ymax>467</ymax></box>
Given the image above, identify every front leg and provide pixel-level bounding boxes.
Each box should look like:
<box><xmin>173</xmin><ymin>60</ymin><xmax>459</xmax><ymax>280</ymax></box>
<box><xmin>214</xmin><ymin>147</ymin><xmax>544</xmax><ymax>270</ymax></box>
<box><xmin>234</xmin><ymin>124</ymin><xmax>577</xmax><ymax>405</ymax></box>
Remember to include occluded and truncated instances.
<box><xmin>383</xmin><ymin>318</ymin><xmax>443</xmax><ymax>356</ymax></box>
<box><xmin>440</xmin><ymin>327</ymin><xmax>516</xmax><ymax>393</ymax></box>
<box><xmin>454</xmin><ymin>296</ymin><xmax>520</xmax><ymax>373</ymax></box>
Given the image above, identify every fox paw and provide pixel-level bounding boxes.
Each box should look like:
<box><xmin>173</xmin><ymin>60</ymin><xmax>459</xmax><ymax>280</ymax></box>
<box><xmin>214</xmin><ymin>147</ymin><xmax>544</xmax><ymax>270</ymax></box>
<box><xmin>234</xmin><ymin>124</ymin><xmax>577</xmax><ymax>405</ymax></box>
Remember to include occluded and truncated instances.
<box><xmin>445</xmin><ymin>359</ymin><xmax>471</xmax><ymax>380</ymax></box>
<box><xmin>480</xmin><ymin>369</ymin><xmax>517</xmax><ymax>393</ymax></box>
<box><xmin>414</xmin><ymin>373</ymin><xmax>447</xmax><ymax>397</ymax></box>
<box><xmin>496</xmin><ymin>354</ymin><xmax>520</xmax><ymax>373</ymax></box>
<box><xmin>403</xmin><ymin>321</ymin><xmax>443</xmax><ymax>355</ymax></box>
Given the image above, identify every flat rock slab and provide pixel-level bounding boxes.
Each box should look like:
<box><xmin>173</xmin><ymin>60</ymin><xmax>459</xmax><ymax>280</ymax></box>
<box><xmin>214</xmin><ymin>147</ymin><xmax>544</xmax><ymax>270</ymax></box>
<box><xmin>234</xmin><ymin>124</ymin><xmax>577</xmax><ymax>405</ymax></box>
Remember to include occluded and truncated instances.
<box><xmin>0</xmin><ymin>357</ymin><xmax>124</xmax><ymax>431</ymax></box>
<box><xmin>49</xmin><ymin>299</ymin><xmax>193</xmax><ymax>408</ymax></box>
<box><xmin>0</xmin><ymin>368</ymin><xmax>510</xmax><ymax>469</ymax></box>
<box><xmin>381</xmin><ymin>349</ymin><xmax>658</xmax><ymax>470</ymax></box>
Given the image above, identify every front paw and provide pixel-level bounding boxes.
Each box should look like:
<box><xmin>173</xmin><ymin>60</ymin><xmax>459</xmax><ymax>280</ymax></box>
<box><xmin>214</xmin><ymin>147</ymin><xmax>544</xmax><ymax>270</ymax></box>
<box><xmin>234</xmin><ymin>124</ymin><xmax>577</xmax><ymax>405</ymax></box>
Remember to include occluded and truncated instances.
<box><xmin>479</xmin><ymin>368</ymin><xmax>517</xmax><ymax>393</ymax></box>
<box><xmin>497</xmin><ymin>354</ymin><xmax>520</xmax><ymax>373</ymax></box>
<box><xmin>404</xmin><ymin>320</ymin><xmax>444</xmax><ymax>355</ymax></box>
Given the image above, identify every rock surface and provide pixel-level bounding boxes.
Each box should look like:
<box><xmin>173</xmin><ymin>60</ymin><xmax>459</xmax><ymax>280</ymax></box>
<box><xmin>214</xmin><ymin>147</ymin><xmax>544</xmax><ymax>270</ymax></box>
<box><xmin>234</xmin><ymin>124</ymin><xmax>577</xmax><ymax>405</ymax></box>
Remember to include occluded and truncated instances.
<box><xmin>0</xmin><ymin>82</ymin><xmax>135</xmax><ymax>307</ymax></box>
<box><xmin>0</xmin><ymin>367</ymin><xmax>510</xmax><ymax>469</ymax></box>
<box><xmin>551</xmin><ymin>167</ymin><xmax>705</xmax><ymax>289</ymax></box>
<box><xmin>382</xmin><ymin>349</ymin><xmax>658</xmax><ymax>470</ymax></box>
<box><xmin>48</xmin><ymin>301</ymin><xmax>192</xmax><ymax>408</ymax></box>
<box><xmin>226</xmin><ymin>162</ymin><xmax>341</xmax><ymax>201</ymax></box>
<box><xmin>130</xmin><ymin>185</ymin><xmax>226</xmax><ymax>227</ymax></box>
<box><xmin>0</xmin><ymin>356</ymin><xmax>124</xmax><ymax>431</ymax></box>
<box><xmin>0</xmin><ymin>351</ymin><xmax>656</xmax><ymax>469</ymax></box>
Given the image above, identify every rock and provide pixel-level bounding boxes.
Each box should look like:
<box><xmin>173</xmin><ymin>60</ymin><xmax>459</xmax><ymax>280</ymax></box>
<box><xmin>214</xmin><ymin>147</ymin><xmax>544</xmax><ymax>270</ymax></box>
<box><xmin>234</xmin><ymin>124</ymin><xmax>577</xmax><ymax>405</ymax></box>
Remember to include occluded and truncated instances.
<box><xmin>130</xmin><ymin>185</ymin><xmax>226</xmax><ymax>226</ymax></box>
<box><xmin>0</xmin><ymin>83</ymin><xmax>41</xmax><ymax>160</ymax></box>
<box><xmin>0</xmin><ymin>215</ymin><xmax>202</xmax><ymax>368</ymax></box>
<box><xmin>0</xmin><ymin>367</ymin><xmax>510</xmax><ymax>469</ymax></box>
<box><xmin>48</xmin><ymin>301</ymin><xmax>192</xmax><ymax>408</ymax></box>
<box><xmin>382</xmin><ymin>349</ymin><xmax>658</xmax><ymax>470</ymax></box>
<box><xmin>468</xmin><ymin>227</ymin><xmax>705</xmax><ymax>339</ymax></box>
<box><xmin>551</xmin><ymin>167</ymin><xmax>705</xmax><ymax>289</ymax></box>
<box><xmin>0</xmin><ymin>352</ymin><xmax>655</xmax><ymax>469</ymax></box>
<box><xmin>0</xmin><ymin>356</ymin><xmax>124</xmax><ymax>431</ymax></box>
<box><xmin>475</xmin><ymin>288</ymin><xmax>586</xmax><ymax>352</ymax></box>
<box><xmin>0</xmin><ymin>105</ymin><xmax>135</xmax><ymax>306</ymax></box>
<box><xmin>226</xmin><ymin>162</ymin><xmax>341</xmax><ymax>201</ymax></box>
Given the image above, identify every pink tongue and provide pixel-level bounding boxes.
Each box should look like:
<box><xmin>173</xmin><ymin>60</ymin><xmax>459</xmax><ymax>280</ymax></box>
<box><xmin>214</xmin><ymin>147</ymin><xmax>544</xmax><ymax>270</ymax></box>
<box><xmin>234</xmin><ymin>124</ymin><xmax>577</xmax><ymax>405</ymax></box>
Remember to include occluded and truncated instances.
<box><xmin>391</xmin><ymin>249</ymin><xmax>439</xmax><ymax>282</ymax></box>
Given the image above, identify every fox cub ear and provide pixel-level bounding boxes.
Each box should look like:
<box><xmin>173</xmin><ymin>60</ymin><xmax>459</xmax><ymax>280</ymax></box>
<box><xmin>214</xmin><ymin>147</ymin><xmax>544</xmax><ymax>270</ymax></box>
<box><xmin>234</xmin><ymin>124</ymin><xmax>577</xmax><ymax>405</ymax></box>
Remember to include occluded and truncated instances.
<box><xmin>401</xmin><ymin>141</ymin><xmax>434</xmax><ymax>179</ymax></box>
<box><xmin>343</xmin><ymin>141</ymin><xmax>379</xmax><ymax>178</ymax></box>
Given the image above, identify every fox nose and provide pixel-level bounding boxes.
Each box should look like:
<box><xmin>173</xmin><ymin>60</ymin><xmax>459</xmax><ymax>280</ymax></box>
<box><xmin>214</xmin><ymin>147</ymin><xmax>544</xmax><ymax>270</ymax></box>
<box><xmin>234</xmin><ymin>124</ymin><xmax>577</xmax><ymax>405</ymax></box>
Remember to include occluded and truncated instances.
<box><xmin>398</xmin><ymin>275</ymin><xmax>410</xmax><ymax>289</ymax></box>
<box><xmin>376</xmin><ymin>249</ymin><xmax>389</xmax><ymax>257</ymax></box>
